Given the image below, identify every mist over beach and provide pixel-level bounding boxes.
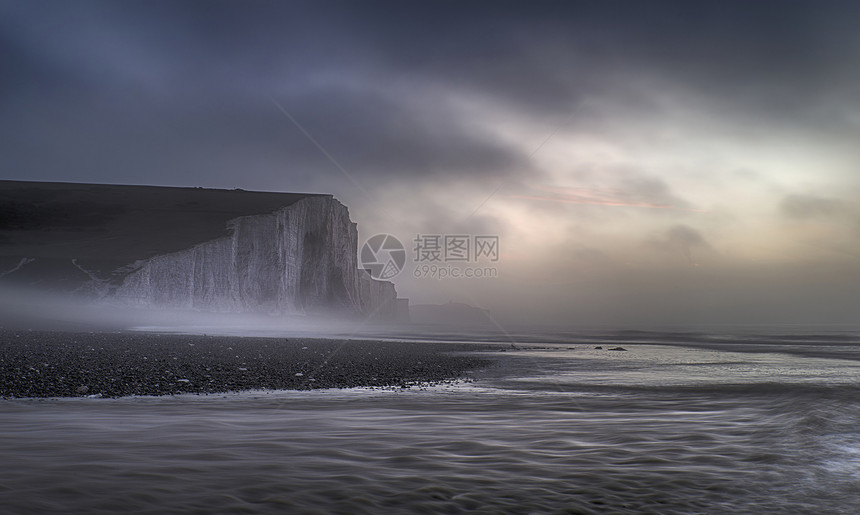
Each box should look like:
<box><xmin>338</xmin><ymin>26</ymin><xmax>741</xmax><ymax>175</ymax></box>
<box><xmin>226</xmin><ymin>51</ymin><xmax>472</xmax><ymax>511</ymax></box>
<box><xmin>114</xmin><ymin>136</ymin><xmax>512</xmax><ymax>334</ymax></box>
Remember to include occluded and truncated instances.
<box><xmin>3</xmin><ymin>1</ymin><xmax>860</xmax><ymax>513</ymax></box>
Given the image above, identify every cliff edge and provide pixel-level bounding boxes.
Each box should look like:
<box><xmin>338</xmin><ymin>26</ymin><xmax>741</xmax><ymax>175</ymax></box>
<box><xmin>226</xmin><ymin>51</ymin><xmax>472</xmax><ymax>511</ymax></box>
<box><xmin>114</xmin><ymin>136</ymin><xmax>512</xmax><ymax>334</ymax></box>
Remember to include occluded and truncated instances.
<box><xmin>0</xmin><ymin>181</ymin><xmax>399</xmax><ymax>318</ymax></box>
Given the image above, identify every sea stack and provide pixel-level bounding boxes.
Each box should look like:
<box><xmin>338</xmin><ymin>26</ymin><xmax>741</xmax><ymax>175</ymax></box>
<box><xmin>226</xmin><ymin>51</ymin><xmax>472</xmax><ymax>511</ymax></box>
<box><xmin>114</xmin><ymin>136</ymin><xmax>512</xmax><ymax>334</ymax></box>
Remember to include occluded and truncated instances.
<box><xmin>0</xmin><ymin>180</ymin><xmax>401</xmax><ymax>318</ymax></box>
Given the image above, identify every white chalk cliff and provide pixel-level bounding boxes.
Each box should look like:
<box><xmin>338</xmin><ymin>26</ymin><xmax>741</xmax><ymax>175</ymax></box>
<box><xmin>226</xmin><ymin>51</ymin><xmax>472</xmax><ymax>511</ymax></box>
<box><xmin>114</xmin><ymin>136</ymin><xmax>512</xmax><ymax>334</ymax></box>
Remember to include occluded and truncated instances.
<box><xmin>0</xmin><ymin>182</ymin><xmax>400</xmax><ymax>318</ymax></box>
<box><xmin>112</xmin><ymin>196</ymin><xmax>398</xmax><ymax>317</ymax></box>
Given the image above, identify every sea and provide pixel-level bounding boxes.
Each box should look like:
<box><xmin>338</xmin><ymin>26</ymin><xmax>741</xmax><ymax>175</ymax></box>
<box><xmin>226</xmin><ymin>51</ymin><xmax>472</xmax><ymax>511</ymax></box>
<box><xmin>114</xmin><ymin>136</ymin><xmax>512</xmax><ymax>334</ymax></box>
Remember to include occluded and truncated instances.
<box><xmin>2</xmin><ymin>327</ymin><xmax>860</xmax><ymax>514</ymax></box>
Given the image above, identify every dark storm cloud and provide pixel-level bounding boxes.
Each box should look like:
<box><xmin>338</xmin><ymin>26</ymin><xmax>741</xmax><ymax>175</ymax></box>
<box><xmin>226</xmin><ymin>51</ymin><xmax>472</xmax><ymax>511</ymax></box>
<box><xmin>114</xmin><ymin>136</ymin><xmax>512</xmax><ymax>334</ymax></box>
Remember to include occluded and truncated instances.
<box><xmin>324</xmin><ymin>1</ymin><xmax>860</xmax><ymax>123</ymax></box>
<box><xmin>2</xmin><ymin>0</ymin><xmax>859</xmax><ymax>187</ymax></box>
<box><xmin>4</xmin><ymin>0</ymin><xmax>860</xmax><ymax>328</ymax></box>
<box><xmin>0</xmin><ymin>0</ymin><xmax>532</xmax><ymax>186</ymax></box>
<box><xmin>0</xmin><ymin>75</ymin><xmax>524</xmax><ymax>188</ymax></box>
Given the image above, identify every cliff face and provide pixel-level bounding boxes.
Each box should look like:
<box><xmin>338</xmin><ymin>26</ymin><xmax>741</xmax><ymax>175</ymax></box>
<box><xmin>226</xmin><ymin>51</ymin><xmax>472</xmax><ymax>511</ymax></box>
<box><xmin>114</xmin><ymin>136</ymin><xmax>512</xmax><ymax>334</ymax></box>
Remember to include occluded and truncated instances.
<box><xmin>0</xmin><ymin>181</ymin><xmax>399</xmax><ymax>319</ymax></box>
<box><xmin>114</xmin><ymin>196</ymin><xmax>397</xmax><ymax>317</ymax></box>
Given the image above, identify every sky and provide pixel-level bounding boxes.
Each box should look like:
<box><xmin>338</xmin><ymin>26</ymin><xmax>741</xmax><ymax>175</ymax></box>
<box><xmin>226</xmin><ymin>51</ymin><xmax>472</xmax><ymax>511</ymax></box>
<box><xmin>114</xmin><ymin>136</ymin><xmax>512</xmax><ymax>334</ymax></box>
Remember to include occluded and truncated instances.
<box><xmin>2</xmin><ymin>0</ymin><xmax>860</xmax><ymax>327</ymax></box>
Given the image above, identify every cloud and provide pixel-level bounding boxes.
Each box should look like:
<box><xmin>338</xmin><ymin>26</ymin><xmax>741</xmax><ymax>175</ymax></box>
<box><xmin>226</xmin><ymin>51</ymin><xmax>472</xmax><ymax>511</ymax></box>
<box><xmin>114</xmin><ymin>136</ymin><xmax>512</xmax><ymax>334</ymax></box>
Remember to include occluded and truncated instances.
<box><xmin>646</xmin><ymin>224</ymin><xmax>712</xmax><ymax>265</ymax></box>
<box><xmin>780</xmin><ymin>194</ymin><xmax>846</xmax><ymax>219</ymax></box>
<box><xmin>3</xmin><ymin>0</ymin><xmax>860</xmax><ymax>326</ymax></box>
<box><xmin>665</xmin><ymin>225</ymin><xmax>709</xmax><ymax>248</ymax></box>
<box><xmin>511</xmin><ymin>173</ymin><xmax>701</xmax><ymax>213</ymax></box>
<box><xmin>4</xmin><ymin>0</ymin><xmax>860</xmax><ymax>190</ymax></box>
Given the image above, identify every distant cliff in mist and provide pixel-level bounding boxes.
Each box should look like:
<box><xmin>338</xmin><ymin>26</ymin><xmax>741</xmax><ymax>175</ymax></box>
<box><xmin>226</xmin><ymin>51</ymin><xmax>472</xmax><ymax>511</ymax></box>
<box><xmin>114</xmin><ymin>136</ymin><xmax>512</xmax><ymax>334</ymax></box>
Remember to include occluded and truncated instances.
<box><xmin>0</xmin><ymin>180</ymin><xmax>401</xmax><ymax>318</ymax></box>
<box><xmin>409</xmin><ymin>302</ymin><xmax>493</xmax><ymax>327</ymax></box>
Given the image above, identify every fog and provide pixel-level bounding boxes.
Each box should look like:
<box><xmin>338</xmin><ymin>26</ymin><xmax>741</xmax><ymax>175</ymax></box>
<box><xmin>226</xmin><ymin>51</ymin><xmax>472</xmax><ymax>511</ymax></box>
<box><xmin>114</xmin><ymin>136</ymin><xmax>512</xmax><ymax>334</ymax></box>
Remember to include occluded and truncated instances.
<box><xmin>0</xmin><ymin>285</ymin><xmax>404</xmax><ymax>339</ymax></box>
<box><xmin>2</xmin><ymin>1</ymin><xmax>860</xmax><ymax>328</ymax></box>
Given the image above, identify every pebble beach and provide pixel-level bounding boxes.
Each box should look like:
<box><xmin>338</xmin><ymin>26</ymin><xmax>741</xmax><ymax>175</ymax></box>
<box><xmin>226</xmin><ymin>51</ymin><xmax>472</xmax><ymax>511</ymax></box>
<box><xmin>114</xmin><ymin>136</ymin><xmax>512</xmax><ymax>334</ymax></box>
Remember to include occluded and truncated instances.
<box><xmin>0</xmin><ymin>330</ymin><xmax>494</xmax><ymax>398</ymax></box>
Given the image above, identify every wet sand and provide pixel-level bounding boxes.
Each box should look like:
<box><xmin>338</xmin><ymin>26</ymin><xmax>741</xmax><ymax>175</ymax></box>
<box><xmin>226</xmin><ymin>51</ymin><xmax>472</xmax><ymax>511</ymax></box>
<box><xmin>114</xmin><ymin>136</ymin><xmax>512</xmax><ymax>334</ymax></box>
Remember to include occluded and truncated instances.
<box><xmin>0</xmin><ymin>330</ymin><xmax>496</xmax><ymax>398</ymax></box>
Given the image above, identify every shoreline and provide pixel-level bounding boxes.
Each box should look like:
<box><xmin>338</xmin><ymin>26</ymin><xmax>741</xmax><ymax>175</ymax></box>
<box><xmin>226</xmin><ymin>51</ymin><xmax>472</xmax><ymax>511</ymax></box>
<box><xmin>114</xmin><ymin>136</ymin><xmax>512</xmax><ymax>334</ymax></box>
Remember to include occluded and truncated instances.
<box><xmin>0</xmin><ymin>330</ymin><xmax>499</xmax><ymax>399</ymax></box>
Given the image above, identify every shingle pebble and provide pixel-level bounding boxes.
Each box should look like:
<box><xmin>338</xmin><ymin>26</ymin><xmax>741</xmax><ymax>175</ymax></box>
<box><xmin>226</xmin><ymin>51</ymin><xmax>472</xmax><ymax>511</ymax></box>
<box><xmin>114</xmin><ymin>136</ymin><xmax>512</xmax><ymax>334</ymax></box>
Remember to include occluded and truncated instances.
<box><xmin>0</xmin><ymin>330</ymin><xmax>493</xmax><ymax>398</ymax></box>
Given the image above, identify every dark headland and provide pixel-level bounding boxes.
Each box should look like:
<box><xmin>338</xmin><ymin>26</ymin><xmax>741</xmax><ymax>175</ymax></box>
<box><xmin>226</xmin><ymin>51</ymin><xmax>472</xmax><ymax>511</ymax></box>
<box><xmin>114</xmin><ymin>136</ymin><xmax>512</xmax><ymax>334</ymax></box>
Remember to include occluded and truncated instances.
<box><xmin>0</xmin><ymin>180</ymin><xmax>404</xmax><ymax>318</ymax></box>
<box><xmin>0</xmin><ymin>180</ymin><xmax>323</xmax><ymax>265</ymax></box>
<box><xmin>0</xmin><ymin>330</ymin><xmax>495</xmax><ymax>398</ymax></box>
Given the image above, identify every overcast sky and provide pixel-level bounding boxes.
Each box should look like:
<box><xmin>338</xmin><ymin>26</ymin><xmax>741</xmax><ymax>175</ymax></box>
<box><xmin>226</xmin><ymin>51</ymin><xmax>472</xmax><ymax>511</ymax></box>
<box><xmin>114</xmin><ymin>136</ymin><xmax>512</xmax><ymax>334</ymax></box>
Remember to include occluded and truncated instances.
<box><xmin>3</xmin><ymin>0</ymin><xmax>860</xmax><ymax>327</ymax></box>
